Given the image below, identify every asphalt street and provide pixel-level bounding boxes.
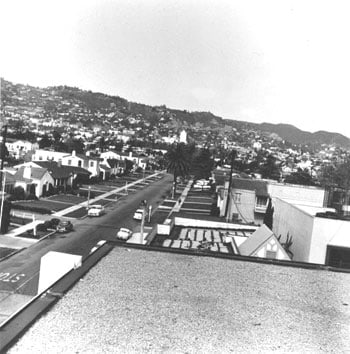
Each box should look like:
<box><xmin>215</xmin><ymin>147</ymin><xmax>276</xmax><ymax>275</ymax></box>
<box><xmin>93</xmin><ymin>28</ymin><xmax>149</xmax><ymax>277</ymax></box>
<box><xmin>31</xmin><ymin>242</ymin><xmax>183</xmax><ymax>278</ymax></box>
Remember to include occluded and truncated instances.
<box><xmin>0</xmin><ymin>173</ymin><xmax>173</xmax><ymax>296</ymax></box>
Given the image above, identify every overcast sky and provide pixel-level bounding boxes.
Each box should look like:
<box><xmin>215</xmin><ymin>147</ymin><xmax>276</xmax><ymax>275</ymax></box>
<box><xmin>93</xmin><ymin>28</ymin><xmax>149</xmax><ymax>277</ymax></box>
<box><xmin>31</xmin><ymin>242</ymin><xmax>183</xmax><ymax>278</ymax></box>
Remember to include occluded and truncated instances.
<box><xmin>1</xmin><ymin>0</ymin><xmax>350</xmax><ymax>135</ymax></box>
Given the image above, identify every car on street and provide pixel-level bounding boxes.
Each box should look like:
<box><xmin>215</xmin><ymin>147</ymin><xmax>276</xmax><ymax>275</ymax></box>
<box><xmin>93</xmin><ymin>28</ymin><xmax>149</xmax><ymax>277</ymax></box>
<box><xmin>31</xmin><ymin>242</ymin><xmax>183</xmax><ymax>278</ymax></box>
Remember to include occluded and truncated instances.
<box><xmin>133</xmin><ymin>208</ymin><xmax>147</xmax><ymax>220</ymax></box>
<box><xmin>88</xmin><ymin>204</ymin><xmax>105</xmax><ymax>217</ymax></box>
<box><xmin>56</xmin><ymin>220</ymin><xmax>74</xmax><ymax>233</ymax></box>
<box><xmin>116</xmin><ymin>228</ymin><xmax>132</xmax><ymax>241</ymax></box>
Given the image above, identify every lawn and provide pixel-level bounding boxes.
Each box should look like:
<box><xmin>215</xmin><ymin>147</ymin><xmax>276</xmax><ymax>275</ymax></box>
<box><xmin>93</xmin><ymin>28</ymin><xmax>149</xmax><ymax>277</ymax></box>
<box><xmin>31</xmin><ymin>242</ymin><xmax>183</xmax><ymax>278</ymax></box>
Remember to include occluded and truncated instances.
<box><xmin>16</xmin><ymin>228</ymin><xmax>53</xmax><ymax>240</ymax></box>
<box><xmin>64</xmin><ymin>207</ymin><xmax>88</xmax><ymax>219</ymax></box>
<box><xmin>47</xmin><ymin>194</ymin><xmax>86</xmax><ymax>204</ymax></box>
<box><xmin>0</xmin><ymin>247</ymin><xmax>19</xmax><ymax>260</ymax></box>
<box><xmin>181</xmin><ymin>202</ymin><xmax>212</xmax><ymax>210</ymax></box>
<box><xmin>13</xmin><ymin>200</ymin><xmax>73</xmax><ymax>212</ymax></box>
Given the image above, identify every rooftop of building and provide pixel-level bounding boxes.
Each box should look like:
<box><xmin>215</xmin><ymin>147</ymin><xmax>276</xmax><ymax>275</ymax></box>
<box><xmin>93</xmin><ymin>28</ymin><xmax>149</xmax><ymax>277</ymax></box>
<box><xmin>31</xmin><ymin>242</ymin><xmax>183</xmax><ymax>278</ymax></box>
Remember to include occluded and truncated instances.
<box><xmin>9</xmin><ymin>247</ymin><xmax>350</xmax><ymax>353</ymax></box>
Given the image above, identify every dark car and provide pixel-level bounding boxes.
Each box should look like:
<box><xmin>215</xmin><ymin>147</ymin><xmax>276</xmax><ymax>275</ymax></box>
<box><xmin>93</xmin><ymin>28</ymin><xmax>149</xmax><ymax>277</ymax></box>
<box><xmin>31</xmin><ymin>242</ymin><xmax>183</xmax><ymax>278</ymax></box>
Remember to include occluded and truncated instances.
<box><xmin>56</xmin><ymin>220</ymin><xmax>74</xmax><ymax>233</ymax></box>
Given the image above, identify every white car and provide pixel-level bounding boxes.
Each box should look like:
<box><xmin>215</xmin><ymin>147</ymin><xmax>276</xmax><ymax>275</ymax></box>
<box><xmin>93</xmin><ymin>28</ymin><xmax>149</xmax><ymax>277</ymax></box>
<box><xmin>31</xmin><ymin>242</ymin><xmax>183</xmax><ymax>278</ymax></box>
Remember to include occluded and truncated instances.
<box><xmin>133</xmin><ymin>208</ymin><xmax>147</xmax><ymax>220</ymax></box>
<box><xmin>88</xmin><ymin>205</ymin><xmax>105</xmax><ymax>217</ymax></box>
<box><xmin>116</xmin><ymin>228</ymin><xmax>132</xmax><ymax>240</ymax></box>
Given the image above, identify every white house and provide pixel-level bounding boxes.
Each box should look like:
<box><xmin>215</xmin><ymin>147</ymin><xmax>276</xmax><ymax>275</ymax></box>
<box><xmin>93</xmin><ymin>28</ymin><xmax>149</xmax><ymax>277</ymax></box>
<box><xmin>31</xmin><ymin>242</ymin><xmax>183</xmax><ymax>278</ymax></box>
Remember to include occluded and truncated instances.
<box><xmin>14</xmin><ymin>165</ymin><xmax>55</xmax><ymax>197</ymax></box>
<box><xmin>61</xmin><ymin>151</ymin><xmax>100</xmax><ymax>178</ymax></box>
<box><xmin>32</xmin><ymin>149</ymin><xmax>69</xmax><ymax>162</ymax></box>
<box><xmin>6</xmin><ymin>139</ymin><xmax>39</xmax><ymax>159</ymax></box>
<box><xmin>32</xmin><ymin>149</ymin><xmax>100</xmax><ymax>179</ymax></box>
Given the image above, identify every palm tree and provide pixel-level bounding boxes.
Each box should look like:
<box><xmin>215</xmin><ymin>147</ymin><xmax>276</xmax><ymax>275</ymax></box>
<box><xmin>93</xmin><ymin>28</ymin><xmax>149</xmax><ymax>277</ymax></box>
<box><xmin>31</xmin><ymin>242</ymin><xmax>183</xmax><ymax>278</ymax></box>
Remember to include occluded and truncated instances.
<box><xmin>165</xmin><ymin>143</ymin><xmax>189</xmax><ymax>196</ymax></box>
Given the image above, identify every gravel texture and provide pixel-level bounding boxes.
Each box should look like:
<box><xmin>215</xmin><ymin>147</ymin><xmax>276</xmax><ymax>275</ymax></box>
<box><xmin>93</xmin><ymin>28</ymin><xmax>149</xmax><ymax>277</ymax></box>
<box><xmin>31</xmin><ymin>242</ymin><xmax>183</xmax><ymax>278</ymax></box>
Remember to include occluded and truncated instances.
<box><xmin>9</xmin><ymin>248</ymin><xmax>350</xmax><ymax>353</ymax></box>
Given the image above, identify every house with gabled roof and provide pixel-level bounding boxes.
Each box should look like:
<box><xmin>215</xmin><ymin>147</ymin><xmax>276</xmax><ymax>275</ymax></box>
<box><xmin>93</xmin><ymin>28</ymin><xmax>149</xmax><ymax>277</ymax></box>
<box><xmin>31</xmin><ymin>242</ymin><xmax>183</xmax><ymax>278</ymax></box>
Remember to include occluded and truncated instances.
<box><xmin>14</xmin><ymin>165</ymin><xmax>54</xmax><ymax>197</ymax></box>
<box><xmin>99</xmin><ymin>158</ymin><xmax>126</xmax><ymax>180</ymax></box>
<box><xmin>238</xmin><ymin>224</ymin><xmax>291</xmax><ymax>260</ymax></box>
<box><xmin>14</xmin><ymin>161</ymin><xmax>90</xmax><ymax>191</ymax></box>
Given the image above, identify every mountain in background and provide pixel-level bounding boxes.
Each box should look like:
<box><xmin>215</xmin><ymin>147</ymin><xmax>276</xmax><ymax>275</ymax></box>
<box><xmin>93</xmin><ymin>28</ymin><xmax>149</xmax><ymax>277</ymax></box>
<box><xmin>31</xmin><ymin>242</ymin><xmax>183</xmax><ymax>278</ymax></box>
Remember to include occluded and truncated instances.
<box><xmin>2</xmin><ymin>79</ymin><xmax>350</xmax><ymax>149</ymax></box>
<box><xmin>256</xmin><ymin>123</ymin><xmax>350</xmax><ymax>148</ymax></box>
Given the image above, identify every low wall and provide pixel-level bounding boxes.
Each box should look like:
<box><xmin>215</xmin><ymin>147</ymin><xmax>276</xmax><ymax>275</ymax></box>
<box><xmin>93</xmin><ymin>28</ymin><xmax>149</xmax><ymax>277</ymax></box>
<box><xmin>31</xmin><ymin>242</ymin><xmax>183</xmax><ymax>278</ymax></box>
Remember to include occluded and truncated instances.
<box><xmin>174</xmin><ymin>216</ymin><xmax>258</xmax><ymax>231</ymax></box>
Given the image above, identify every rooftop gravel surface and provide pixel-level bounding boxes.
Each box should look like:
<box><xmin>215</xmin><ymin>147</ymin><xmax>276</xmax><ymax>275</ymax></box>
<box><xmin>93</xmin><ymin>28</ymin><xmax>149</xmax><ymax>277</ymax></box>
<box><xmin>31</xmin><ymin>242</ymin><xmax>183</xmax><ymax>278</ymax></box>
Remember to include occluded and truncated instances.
<box><xmin>9</xmin><ymin>248</ymin><xmax>350</xmax><ymax>353</ymax></box>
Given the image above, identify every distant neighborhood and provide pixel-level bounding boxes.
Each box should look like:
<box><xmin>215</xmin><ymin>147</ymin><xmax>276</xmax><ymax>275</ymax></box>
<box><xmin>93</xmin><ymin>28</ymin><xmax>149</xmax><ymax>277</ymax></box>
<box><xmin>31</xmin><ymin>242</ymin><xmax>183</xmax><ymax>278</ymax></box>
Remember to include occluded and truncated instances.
<box><xmin>1</xmin><ymin>78</ymin><xmax>350</xmax><ymax>269</ymax></box>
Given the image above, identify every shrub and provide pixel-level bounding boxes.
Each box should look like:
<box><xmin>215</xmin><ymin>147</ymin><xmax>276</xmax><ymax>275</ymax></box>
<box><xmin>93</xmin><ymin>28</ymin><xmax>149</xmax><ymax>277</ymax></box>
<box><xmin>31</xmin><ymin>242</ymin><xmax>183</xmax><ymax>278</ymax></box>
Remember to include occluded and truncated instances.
<box><xmin>25</xmin><ymin>193</ymin><xmax>38</xmax><ymax>201</ymax></box>
<box><xmin>36</xmin><ymin>223</ymin><xmax>47</xmax><ymax>232</ymax></box>
<box><xmin>12</xmin><ymin>186</ymin><xmax>25</xmax><ymax>200</ymax></box>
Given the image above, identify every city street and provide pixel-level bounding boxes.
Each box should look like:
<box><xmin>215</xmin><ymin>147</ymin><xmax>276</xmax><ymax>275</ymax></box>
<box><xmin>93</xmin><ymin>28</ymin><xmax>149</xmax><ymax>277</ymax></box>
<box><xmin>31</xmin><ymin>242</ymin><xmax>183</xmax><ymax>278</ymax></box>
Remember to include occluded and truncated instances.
<box><xmin>0</xmin><ymin>173</ymin><xmax>173</xmax><ymax>297</ymax></box>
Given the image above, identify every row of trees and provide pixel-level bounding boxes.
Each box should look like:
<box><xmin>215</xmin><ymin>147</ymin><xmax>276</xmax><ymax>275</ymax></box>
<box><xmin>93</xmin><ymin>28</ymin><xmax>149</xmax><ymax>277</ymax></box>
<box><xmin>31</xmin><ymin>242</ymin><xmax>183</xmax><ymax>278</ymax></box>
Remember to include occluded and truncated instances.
<box><xmin>165</xmin><ymin>143</ymin><xmax>214</xmax><ymax>193</ymax></box>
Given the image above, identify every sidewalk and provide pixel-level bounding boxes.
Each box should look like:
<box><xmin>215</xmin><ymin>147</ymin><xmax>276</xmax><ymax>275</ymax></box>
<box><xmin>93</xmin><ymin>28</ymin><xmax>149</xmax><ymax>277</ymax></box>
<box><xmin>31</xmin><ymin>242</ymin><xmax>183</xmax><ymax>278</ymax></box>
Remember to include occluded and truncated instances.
<box><xmin>169</xmin><ymin>179</ymin><xmax>193</xmax><ymax>214</ymax></box>
<box><xmin>0</xmin><ymin>221</ymin><xmax>44</xmax><ymax>249</ymax></box>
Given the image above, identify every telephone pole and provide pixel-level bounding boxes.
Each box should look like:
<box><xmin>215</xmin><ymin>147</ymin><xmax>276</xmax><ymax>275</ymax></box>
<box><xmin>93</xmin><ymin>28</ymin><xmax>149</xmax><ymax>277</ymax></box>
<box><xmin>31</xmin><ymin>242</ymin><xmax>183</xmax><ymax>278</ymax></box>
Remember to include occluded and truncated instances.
<box><xmin>0</xmin><ymin>78</ymin><xmax>8</xmax><ymax>190</ymax></box>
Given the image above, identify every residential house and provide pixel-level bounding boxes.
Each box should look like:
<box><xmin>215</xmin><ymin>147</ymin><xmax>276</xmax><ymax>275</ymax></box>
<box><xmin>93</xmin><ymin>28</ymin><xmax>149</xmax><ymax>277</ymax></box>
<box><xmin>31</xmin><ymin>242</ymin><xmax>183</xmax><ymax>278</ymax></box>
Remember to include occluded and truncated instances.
<box><xmin>0</xmin><ymin>170</ymin><xmax>17</xmax><ymax>195</ymax></box>
<box><xmin>218</xmin><ymin>178</ymin><xmax>269</xmax><ymax>225</ymax></box>
<box><xmin>14</xmin><ymin>165</ymin><xmax>54</xmax><ymax>197</ymax></box>
<box><xmin>61</xmin><ymin>151</ymin><xmax>100</xmax><ymax>178</ymax></box>
<box><xmin>32</xmin><ymin>149</ymin><xmax>100</xmax><ymax>179</ymax></box>
<box><xmin>99</xmin><ymin>158</ymin><xmax>126</xmax><ymax>180</ymax></box>
<box><xmin>32</xmin><ymin>149</ymin><xmax>69</xmax><ymax>162</ymax></box>
<box><xmin>5</xmin><ymin>139</ymin><xmax>39</xmax><ymax>160</ymax></box>
<box><xmin>33</xmin><ymin>161</ymin><xmax>90</xmax><ymax>190</ymax></box>
<box><xmin>101</xmin><ymin>151</ymin><xmax>148</xmax><ymax>170</ymax></box>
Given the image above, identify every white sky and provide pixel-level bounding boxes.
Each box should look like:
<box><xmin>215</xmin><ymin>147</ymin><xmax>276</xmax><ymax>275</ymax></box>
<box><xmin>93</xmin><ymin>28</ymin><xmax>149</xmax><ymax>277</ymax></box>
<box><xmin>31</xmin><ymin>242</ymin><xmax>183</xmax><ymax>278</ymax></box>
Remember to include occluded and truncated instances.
<box><xmin>1</xmin><ymin>0</ymin><xmax>350</xmax><ymax>135</ymax></box>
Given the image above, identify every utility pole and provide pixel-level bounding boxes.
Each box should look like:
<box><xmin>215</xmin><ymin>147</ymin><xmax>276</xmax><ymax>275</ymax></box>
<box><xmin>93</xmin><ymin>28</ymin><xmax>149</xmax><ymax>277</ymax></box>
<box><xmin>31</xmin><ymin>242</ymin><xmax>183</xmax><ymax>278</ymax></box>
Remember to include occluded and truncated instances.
<box><xmin>140</xmin><ymin>199</ymin><xmax>147</xmax><ymax>244</ymax></box>
<box><xmin>87</xmin><ymin>186</ymin><xmax>91</xmax><ymax>209</ymax></box>
<box><xmin>224</xmin><ymin>150</ymin><xmax>237</xmax><ymax>220</ymax></box>
<box><xmin>0</xmin><ymin>78</ymin><xmax>7</xmax><ymax>191</ymax></box>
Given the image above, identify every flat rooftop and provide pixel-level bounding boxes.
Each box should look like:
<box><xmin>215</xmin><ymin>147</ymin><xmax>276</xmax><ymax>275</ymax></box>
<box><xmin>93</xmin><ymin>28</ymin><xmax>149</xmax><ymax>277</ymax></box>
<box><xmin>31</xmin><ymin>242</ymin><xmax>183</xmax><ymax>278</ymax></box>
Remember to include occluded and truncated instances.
<box><xmin>9</xmin><ymin>248</ymin><xmax>350</xmax><ymax>353</ymax></box>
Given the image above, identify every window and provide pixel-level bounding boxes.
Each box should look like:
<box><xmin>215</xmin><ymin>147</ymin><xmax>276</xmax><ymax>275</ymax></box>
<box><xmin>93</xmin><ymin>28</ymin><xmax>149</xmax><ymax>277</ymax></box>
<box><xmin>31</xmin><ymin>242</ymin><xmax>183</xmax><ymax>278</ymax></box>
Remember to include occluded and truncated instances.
<box><xmin>68</xmin><ymin>159</ymin><xmax>72</xmax><ymax>165</ymax></box>
<box><xmin>78</xmin><ymin>161</ymin><xmax>82</xmax><ymax>167</ymax></box>
<box><xmin>256</xmin><ymin>196</ymin><xmax>268</xmax><ymax>208</ymax></box>
<box><xmin>266</xmin><ymin>250</ymin><xmax>277</xmax><ymax>259</ymax></box>
<box><xmin>90</xmin><ymin>161</ymin><xmax>94</xmax><ymax>167</ymax></box>
<box><xmin>233</xmin><ymin>193</ymin><xmax>241</xmax><ymax>203</ymax></box>
<box><xmin>39</xmin><ymin>156</ymin><xmax>42</xmax><ymax>161</ymax></box>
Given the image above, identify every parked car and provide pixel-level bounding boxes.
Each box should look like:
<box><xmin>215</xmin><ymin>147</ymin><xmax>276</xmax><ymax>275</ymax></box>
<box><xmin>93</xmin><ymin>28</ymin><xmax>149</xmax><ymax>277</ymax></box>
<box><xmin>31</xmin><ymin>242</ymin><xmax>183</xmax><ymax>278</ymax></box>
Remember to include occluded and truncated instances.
<box><xmin>133</xmin><ymin>208</ymin><xmax>147</xmax><ymax>220</ymax></box>
<box><xmin>56</xmin><ymin>220</ymin><xmax>74</xmax><ymax>233</ymax></box>
<box><xmin>88</xmin><ymin>205</ymin><xmax>105</xmax><ymax>217</ymax></box>
<box><xmin>116</xmin><ymin>228</ymin><xmax>132</xmax><ymax>240</ymax></box>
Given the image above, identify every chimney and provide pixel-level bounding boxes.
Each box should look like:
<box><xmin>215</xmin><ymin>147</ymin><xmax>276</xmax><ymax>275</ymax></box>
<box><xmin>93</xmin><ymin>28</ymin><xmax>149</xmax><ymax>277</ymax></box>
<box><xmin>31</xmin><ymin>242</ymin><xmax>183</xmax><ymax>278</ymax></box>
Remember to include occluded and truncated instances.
<box><xmin>72</xmin><ymin>150</ymin><xmax>76</xmax><ymax>157</ymax></box>
<box><xmin>129</xmin><ymin>151</ymin><xmax>132</xmax><ymax>158</ymax></box>
<box><xmin>23</xmin><ymin>166</ymin><xmax>31</xmax><ymax>179</ymax></box>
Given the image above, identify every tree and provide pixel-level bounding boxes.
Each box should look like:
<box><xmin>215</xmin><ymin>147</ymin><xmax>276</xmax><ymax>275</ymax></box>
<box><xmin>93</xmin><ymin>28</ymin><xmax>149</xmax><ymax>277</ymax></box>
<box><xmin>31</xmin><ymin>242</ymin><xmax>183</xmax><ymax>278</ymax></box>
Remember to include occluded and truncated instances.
<box><xmin>263</xmin><ymin>197</ymin><xmax>274</xmax><ymax>229</ymax></box>
<box><xmin>284</xmin><ymin>168</ymin><xmax>316</xmax><ymax>186</ymax></box>
<box><xmin>190</xmin><ymin>148</ymin><xmax>214</xmax><ymax>180</ymax></box>
<box><xmin>65</xmin><ymin>138</ymin><xmax>85</xmax><ymax>154</ymax></box>
<box><xmin>12</xmin><ymin>186</ymin><xmax>25</xmax><ymax>200</ymax></box>
<box><xmin>39</xmin><ymin>135</ymin><xmax>52</xmax><ymax>149</ymax></box>
<box><xmin>165</xmin><ymin>143</ymin><xmax>190</xmax><ymax>194</ymax></box>
<box><xmin>259</xmin><ymin>155</ymin><xmax>281</xmax><ymax>180</ymax></box>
